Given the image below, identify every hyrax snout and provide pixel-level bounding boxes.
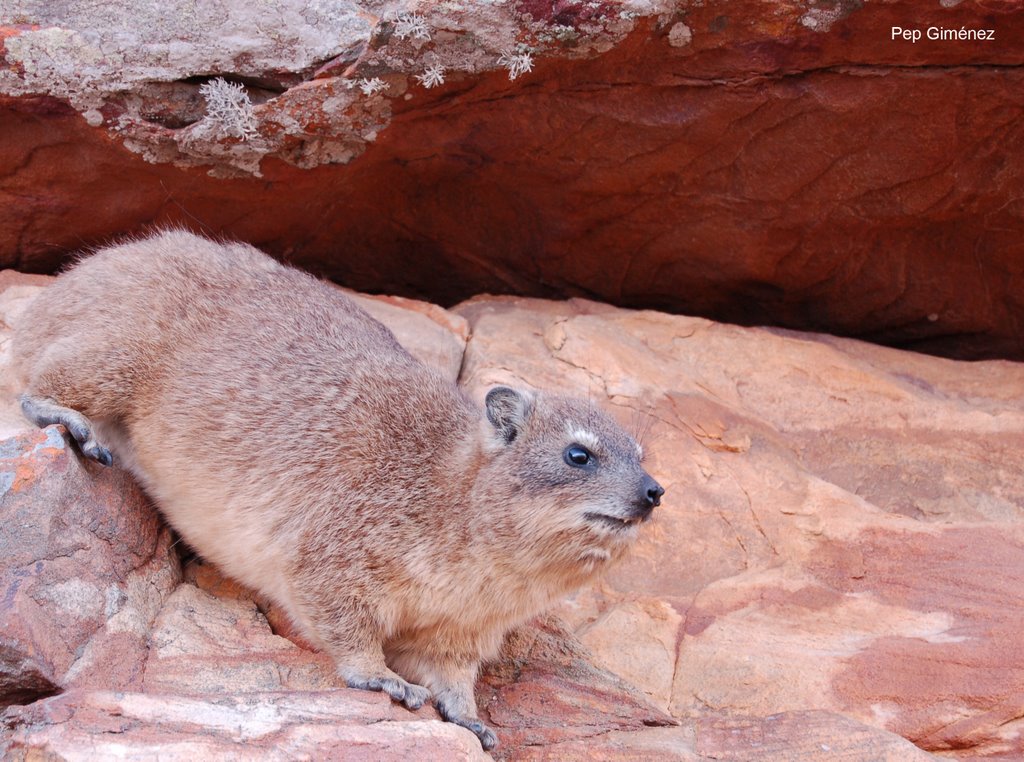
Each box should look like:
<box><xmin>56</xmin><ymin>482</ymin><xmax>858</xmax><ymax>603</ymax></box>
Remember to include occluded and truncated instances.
<box><xmin>11</xmin><ymin>230</ymin><xmax>662</xmax><ymax>749</ymax></box>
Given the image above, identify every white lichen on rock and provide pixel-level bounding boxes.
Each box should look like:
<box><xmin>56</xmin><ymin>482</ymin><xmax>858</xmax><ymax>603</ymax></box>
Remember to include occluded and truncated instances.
<box><xmin>498</xmin><ymin>48</ymin><xmax>534</xmax><ymax>80</ymax></box>
<box><xmin>357</xmin><ymin>77</ymin><xmax>388</xmax><ymax>95</ymax></box>
<box><xmin>416</xmin><ymin>64</ymin><xmax>446</xmax><ymax>89</ymax></box>
<box><xmin>394</xmin><ymin>12</ymin><xmax>432</xmax><ymax>41</ymax></box>
<box><xmin>0</xmin><ymin>0</ymin><xmax>668</xmax><ymax>175</ymax></box>
<box><xmin>198</xmin><ymin>78</ymin><xmax>259</xmax><ymax>141</ymax></box>
<box><xmin>799</xmin><ymin>2</ymin><xmax>855</xmax><ymax>33</ymax></box>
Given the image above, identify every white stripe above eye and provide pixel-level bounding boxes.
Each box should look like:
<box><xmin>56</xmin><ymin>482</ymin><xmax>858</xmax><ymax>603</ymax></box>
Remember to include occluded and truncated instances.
<box><xmin>569</xmin><ymin>427</ymin><xmax>601</xmax><ymax>452</ymax></box>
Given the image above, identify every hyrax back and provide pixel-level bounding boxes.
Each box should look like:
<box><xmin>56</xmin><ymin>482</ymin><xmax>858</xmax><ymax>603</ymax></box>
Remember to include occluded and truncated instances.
<box><xmin>12</xmin><ymin>230</ymin><xmax>663</xmax><ymax>749</ymax></box>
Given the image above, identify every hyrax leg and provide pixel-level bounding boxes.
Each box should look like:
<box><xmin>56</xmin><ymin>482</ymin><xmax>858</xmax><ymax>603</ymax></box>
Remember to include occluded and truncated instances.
<box><xmin>391</xmin><ymin>652</ymin><xmax>497</xmax><ymax>750</ymax></box>
<box><xmin>429</xmin><ymin>660</ymin><xmax>497</xmax><ymax>751</ymax></box>
<box><xmin>304</xmin><ymin>599</ymin><xmax>431</xmax><ymax>711</ymax></box>
<box><xmin>20</xmin><ymin>394</ymin><xmax>113</xmax><ymax>467</ymax></box>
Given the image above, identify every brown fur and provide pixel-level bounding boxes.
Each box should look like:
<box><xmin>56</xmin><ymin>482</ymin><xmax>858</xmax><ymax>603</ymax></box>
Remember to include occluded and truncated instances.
<box><xmin>11</xmin><ymin>230</ymin><xmax>662</xmax><ymax>749</ymax></box>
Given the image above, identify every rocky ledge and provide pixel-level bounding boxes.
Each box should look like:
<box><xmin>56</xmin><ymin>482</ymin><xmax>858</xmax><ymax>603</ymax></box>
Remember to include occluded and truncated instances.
<box><xmin>1</xmin><ymin>271</ymin><xmax>1022</xmax><ymax>759</ymax></box>
<box><xmin>2</xmin><ymin>1</ymin><xmax>1023</xmax><ymax>359</ymax></box>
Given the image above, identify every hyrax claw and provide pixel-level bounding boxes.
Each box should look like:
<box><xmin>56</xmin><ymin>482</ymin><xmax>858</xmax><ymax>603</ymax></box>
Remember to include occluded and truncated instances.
<box><xmin>346</xmin><ymin>673</ymin><xmax>431</xmax><ymax>710</ymax></box>
<box><xmin>437</xmin><ymin>700</ymin><xmax>498</xmax><ymax>750</ymax></box>
<box><xmin>83</xmin><ymin>441</ymin><xmax>114</xmax><ymax>467</ymax></box>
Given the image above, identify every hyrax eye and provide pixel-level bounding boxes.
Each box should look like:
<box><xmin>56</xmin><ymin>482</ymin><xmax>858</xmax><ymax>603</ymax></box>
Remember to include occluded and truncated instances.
<box><xmin>564</xmin><ymin>444</ymin><xmax>595</xmax><ymax>468</ymax></box>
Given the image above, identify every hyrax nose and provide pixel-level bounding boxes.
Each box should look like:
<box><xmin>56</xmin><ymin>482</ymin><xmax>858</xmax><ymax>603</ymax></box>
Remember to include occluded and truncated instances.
<box><xmin>637</xmin><ymin>474</ymin><xmax>664</xmax><ymax>516</ymax></box>
<box><xmin>644</xmin><ymin>476</ymin><xmax>664</xmax><ymax>507</ymax></box>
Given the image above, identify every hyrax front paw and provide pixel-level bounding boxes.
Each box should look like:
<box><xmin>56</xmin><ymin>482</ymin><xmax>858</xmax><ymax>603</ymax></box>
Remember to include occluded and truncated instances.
<box><xmin>437</xmin><ymin>698</ymin><xmax>498</xmax><ymax>750</ymax></box>
<box><xmin>345</xmin><ymin>673</ymin><xmax>431</xmax><ymax>710</ymax></box>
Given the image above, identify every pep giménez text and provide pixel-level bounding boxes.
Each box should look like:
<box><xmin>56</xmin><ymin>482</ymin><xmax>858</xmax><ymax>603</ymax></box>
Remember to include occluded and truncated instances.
<box><xmin>892</xmin><ymin>26</ymin><xmax>995</xmax><ymax>43</ymax></box>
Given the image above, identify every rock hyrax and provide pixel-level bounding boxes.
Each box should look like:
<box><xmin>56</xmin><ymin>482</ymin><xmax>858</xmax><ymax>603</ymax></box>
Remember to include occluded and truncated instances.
<box><xmin>11</xmin><ymin>230</ymin><xmax>663</xmax><ymax>749</ymax></box>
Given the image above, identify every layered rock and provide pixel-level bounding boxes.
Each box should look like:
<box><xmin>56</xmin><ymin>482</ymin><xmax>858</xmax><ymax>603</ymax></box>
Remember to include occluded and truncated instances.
<box><xmin>0</xmin><ymin>426</ymin><xmax>178</xmax><ymax>706</ymax></box>
<box><xmin>453</xmin><ymin>295</ymin><xmax>1024</xmax><ymax>758</ymax></box>
<box><xmin>3</xmin><ymin>690</ymin><xmax>493</xmax><ymax>760</ymax></box>
<box><xmin>2</xmin><ymin>271</ymin><xmax>1022</xmax><ymax>758</ymax></box>
<box><xmin>2</xmin><ymin>1</ymin><xmax>1023</xmax><ymax>358</ymax></box>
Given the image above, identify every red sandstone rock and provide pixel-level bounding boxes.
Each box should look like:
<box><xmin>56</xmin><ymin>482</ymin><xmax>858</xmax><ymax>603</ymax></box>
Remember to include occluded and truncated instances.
<box><xmin>0</xmin><ymin>426</ymin><xmax>178</xmax><ymax>705</ymax></box>
<box><xmin>454</xmin><ymin>294</ymin><xmax>1024</xmax><ymax>758</ymax></box>
<box><xmin>2</xmin><ymin>275</ymin><xmax>1022</xmax><ymax>758</ymax></box>
<box><xmin>479</xmin><ymin>615</ymin><xmax>676</xmax><ymax>753</ymax></box>
<box><xmin>183</xmin><ymin>558</ymin><xmax>321</xmax><ymax>653</ymax></box>
<box><xmin>0</xmin><ymin>690</ymin><xmax>491</xmax><ymax>760</ymax></box>
<box><xmin>142</xmin><ymin>581</ymin><xmax>340</xmax><ymax>697</ymax></box>
<box><xmin>1</xmin><ymin>3</ymin><xmax>1022</xmax><ymax>359</ymax></box>
<box><xmin>691</xmin><ymin>711</ymin><xmax>937</xmax><ymax>762</ymax></box>
<box><xmin>170</xmin><ymin>562</ymin><xmax>676</xmax><ymax>756</ymax></box>
<box><xmin>513</xmin><ymin>711</ymin><xmax>938</xmax><ymax>761</ymax></box>
<box><xmin>815</xmin><ymin>527</ymin><xmax>1024</xmax><ymax>757</ymax></box>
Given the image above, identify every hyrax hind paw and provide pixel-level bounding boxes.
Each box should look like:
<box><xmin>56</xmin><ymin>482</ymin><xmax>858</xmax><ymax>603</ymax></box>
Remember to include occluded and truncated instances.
<box><xmin>81</xmin><ymin>440</ymin><xmax>113</xmax><ymax>467</ymax></box>
<box><xmin>19</xmin><ymin>394</ymin><xmax>113</xmax><ymax>467</ymax></box>
<box><xmin>437</xmin><ymin>700</ymin><xmax>498</xmax><ymax>750</ymax></box>
<box><xmin>346</xmin><ymin>673</ymin><xmax>431</xmax><ymax>710</ymax></box>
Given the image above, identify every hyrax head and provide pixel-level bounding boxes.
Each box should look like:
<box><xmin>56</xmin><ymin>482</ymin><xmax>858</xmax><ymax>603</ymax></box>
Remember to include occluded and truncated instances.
<box><xmin>478</xmin><ymin>386</ymin><xmax>664</xmax><ymax>568</ymax></box>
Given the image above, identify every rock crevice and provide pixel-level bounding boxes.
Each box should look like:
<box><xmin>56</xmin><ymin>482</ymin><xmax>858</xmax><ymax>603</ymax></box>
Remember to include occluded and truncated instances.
<box><xmin>2</xmin><ymin>1</ymin><xmax>1022</xmax><ymax>358</ymax></box>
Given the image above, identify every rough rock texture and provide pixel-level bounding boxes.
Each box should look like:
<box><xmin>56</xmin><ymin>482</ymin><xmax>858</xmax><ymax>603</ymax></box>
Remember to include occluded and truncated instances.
<box><xmin>515</xmin><ymin>712</ymin><xmax>937</xmax><ymax>761</ymax></box>
<box><xmin>2</xmin><ymin>690</ymin><xmax>493</xmax><ymax>761</ymax></box>
<box><xmin>2</xmin><ymin>2</ymin><xmax>1023</xmax><ymax>359</ymax></box>
<box><xmin>0</xmin><ymin>426</ymin><xmax>178</xmax><ymax>707</ymax></box>
<box><xmin>3</xmin><ymin>271</ymin><xmax>1021</xmax><ymax>758</ymax></box>
<box><xmin>455</xmin><ymin>295</ymin><xmax>1024</xmax><ymax>759</ymax></box>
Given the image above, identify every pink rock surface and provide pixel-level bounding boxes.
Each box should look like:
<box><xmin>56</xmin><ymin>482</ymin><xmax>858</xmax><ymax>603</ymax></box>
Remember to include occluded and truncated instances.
<box><xmin>478</xmin><ymin>615</ymin><xmax>676</xmax><ymax>753</ymax></box>
<box><xmin>155</xmin><ymin>564</ymin><xmax>676</xmax><ymax>757</ymax></box>
<box><xmin>1</xmin><ymin>690</ymin><xmax>491</xmax><ymax>761</ymax></box>
<box><xmin>692</xmin><ymin>711</ymin><xmax>936</xmax><ymax>762</ymax></box>
<box><xmin>0</xmin><ymin>426</ymin><xmax>178</xmax><ymax>704</ymax></box>
<box><xmin>513</xmin><ymin>711</ymin><xmax>937</xmax><ymax>761</ymax></box>
<box><xmin>3</xmin><ymin>279</ymin><xmax>1022</xmax><ymax>758</ymax></box>
<box><xmin>454</xmin><ymin>295</ymin><xmax>1024</xmax><ymax>758</ymax></box>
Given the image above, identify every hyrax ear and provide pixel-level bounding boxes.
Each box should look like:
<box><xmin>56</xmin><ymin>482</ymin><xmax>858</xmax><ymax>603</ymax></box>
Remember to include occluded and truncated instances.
<box><xmin>485</xmin><ymin>386</ymin><xmax>535</xmax><ymax>444</ymax></box>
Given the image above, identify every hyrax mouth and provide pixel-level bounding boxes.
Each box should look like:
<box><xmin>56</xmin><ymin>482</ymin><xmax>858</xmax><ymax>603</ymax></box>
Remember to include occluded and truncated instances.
<box><xmin>584</xmin><ymin>512</ymin><xmax>644</xmax><ymax>530</ymax></box>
